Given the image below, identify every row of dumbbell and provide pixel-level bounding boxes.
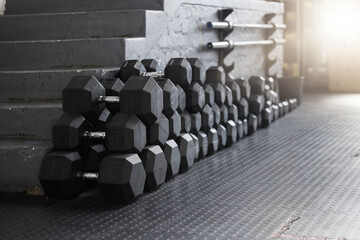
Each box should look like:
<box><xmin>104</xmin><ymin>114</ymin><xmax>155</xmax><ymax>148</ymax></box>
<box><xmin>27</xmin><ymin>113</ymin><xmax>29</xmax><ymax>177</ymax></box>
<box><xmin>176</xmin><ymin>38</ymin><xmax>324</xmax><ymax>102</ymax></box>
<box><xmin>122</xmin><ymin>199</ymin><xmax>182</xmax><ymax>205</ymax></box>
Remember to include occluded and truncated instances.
<box><xmin>39</xmin><ymin>97</ymin><xmax>297</xmax><ymax>204</ymax></box>
<box><xmin>39</xmin><ymin>57</ymin><xmax>297</xmax><ymax>203</ymax></box>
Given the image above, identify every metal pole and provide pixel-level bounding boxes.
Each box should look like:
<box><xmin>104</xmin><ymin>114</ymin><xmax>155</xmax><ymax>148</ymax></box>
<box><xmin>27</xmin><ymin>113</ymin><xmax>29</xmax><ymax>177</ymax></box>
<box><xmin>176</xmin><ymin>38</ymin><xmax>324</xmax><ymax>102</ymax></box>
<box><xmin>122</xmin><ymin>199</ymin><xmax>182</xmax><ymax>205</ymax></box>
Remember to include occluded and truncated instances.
<box><xmin>207</xmin><ymin>39</ymin><xmax>286</xmax><ymax>49</ymax></box>
<box><xmin>207</xmin><ymin>21</ymin><xmax>286</xmax><ymax>30</ymax></box>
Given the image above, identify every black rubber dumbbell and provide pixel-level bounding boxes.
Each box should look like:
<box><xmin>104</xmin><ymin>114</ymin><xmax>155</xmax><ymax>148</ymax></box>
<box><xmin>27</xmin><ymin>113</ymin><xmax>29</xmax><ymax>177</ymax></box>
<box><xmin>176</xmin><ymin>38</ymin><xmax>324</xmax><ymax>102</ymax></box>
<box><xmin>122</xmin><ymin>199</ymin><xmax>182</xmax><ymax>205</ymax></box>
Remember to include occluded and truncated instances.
<box><xmin>52</xmin><ymin>112</ymin><xmax>146</xmax><ymax>153</ymax></box>
<box><xmin>39</xmin><ymin>151</ymin><xmax>146</xmax><ymax>203</ymax></box>
<box><xmin>140</xmin><ymin>145</ymin><xmax>168</xmax><ymax>191</ymax></box>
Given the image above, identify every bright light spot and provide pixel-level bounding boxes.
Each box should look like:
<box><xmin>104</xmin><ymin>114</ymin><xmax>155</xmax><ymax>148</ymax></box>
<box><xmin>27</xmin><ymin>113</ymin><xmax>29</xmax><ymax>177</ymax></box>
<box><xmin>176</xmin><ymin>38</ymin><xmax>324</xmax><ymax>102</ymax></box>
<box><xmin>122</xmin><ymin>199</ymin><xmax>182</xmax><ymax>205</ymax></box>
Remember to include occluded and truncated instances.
<box><xmin>321</xmin><ymin>0</ymin><xmax>360</xmax><ymax>41</ymax></box>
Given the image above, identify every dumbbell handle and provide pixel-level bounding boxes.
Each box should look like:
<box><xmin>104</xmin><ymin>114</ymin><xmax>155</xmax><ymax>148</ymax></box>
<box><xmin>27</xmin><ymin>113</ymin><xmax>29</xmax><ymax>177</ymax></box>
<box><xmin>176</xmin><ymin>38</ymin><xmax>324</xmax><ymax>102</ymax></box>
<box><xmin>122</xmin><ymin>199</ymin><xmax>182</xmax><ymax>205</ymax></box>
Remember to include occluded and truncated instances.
<box><xmin>97</xmin><ymin>96</ymin><xmax>120</xmax><ymax>103</ymax></box>
<box><xmin>76</xmin><ymin>172</ymin><xmax>98</xmax><ymax>179</ymax></box>
<box><xmin>82</xmin><ymin>131</ymin><xmax>106</xmax><ymax>139</ymax></box>
<box><xmin>142</xmin><ymin>71</ymin><xmax>165</xmax><ymax>77</ymax></box>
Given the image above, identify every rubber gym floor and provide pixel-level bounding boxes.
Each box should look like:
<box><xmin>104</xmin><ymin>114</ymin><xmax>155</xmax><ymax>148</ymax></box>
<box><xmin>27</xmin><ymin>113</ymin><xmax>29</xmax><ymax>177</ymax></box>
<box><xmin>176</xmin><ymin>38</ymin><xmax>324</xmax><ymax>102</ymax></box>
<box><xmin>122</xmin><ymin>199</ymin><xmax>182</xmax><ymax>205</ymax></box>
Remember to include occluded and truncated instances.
<box><xmin>1</xmin><ymin>93</ymin><xmax>360</xmax><ymax>240</ymax></box>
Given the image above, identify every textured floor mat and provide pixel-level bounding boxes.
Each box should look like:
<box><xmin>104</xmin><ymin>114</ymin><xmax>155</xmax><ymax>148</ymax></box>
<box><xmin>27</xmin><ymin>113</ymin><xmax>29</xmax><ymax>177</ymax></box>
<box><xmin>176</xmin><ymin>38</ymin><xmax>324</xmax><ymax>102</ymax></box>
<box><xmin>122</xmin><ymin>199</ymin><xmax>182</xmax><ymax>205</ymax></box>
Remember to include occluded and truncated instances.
<box><xmin>1</xmin><ymin>93</ymin><xmax>360</xmax><ymax>240</ymax></box>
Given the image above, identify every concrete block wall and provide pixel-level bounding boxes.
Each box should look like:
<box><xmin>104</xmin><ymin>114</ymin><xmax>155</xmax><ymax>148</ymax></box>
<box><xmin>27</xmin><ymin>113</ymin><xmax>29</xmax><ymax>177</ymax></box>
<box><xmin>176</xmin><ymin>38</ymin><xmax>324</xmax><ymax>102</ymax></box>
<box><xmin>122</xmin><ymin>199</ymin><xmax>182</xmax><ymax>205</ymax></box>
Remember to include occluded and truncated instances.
<box><xmin>0</xmin><ymin>0</ymin><xmax>284</xmax><ymax>192</ymax></box>
<box><xmin>0</xmin><ymin>0</ymin><xmax>5</xmax><ymax>15</ymax></box>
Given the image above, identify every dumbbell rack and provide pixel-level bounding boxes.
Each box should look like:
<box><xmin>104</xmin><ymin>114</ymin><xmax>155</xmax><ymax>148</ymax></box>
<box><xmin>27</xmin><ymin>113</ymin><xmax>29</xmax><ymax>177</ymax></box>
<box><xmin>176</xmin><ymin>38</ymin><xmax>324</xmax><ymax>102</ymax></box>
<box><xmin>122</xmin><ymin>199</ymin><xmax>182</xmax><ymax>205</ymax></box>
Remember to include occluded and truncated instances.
<box><xmin>208</xmin><ymin>8</ymin><xmax>285</xmax><ymax>78</ymax></box>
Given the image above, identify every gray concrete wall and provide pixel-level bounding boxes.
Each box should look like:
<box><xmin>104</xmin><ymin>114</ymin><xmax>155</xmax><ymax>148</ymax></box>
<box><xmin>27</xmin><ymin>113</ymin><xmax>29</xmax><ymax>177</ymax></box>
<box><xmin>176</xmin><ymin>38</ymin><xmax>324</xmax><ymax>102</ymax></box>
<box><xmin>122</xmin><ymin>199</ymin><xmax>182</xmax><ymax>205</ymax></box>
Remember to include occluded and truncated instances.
<box><xmin>126</xmin><ymin>0</ymin><xmax>284</xmax><ymax>79</ymax></box>
<box><xmin>0</xmin><ymin>0</ymin><xmax>5</xmax><ymax>15</ymax></box>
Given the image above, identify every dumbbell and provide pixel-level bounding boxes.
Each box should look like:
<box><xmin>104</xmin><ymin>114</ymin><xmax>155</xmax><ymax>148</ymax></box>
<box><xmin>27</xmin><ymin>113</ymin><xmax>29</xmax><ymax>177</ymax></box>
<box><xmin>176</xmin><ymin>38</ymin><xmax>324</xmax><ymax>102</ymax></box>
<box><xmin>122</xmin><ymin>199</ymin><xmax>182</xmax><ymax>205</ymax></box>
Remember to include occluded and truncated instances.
<box><xmin>226</xmin><ymin>120</ymin><xmax>237</xmax><ymax>146</ymax></box>
<box><xmin>262</xmin><ymin>108</ymin><xmax>272</xmax><ymax>128</ymax></box>
<box><xmin>177</xmin><ymin>133</ymin><xmax>195</xmax><ymax>173</ymax></box>
<box><xmin>236</xmin><ymin>77</ymin><xmax>251</xmax><ymax>100</ymax></box>
<box><xmin>39</xmin><ymin>151</ymin><xmax>146</xmax><ymax>203</ymax></box>
<box><xmin>163</xmin><ymin>140</ymin><xmax>181</xmax><ymax>181</ymax></box>
<box><xmin>248</xmin><ymin>113</ymin><xmax>258</xmax><ymax>135</ymax></box>
<box><xmin>226</xmin><ymin>75</ymin><xmax>242</xmax><ymax>105</ymax></box>
<box><xmin>204</xmin><ymin>84</ymin><xmax>215</xmax><ymax>106</ymax></box>
<box><xmin>100</xmin><ymin>78</ymin><xmax>124</xmax><ymax>113</ymax></box>
<box><xmin>52</xmin><ymin>112</ymin><xmax>146</xmax><ymax>153</ymax></box>
<box><xmin>207</xmin><ymin>128</ymin><xmax>219</xmax><ymax>155</ymax></box>
<box><xmin>119</xmin><ymin>76</ymin><xmax>163</xmax><ymax>126</ymax></box>
<box><xmin>272</xmin><ymin>104</ymin><xmax>280</xmax><ymax>121</ymax></box>
<box><xmin>120</xmin><ymin>58</ymin><xmax>194</xmax><ymax>90</ymax></box>
<box><xmin>62</xmin><ymin>76</ymin><xmax>123</xmax><ymax>121</ymax></box>
<box><xmin>248</xmin><ymin>94</ymin><xmax>265</xmax><ymax>115</ymax></box>
<box><xmin>189</xmin><ymin>133</ymin><xmax>200</xmax><ymax>160</ymax></box>
<box><xmin>140</xmin><ymin>145</ymin><xmax>168</xmax><ymax>191</ymax></box>
<box><xmin>206</xmin><ymin>66</ymin><xmax>226</xmax><ymax>105</ymax></box>
<box><xmin>249</xmin><ymin>76</ymin><xmax>266</xmax><ymax>95</ymax></box>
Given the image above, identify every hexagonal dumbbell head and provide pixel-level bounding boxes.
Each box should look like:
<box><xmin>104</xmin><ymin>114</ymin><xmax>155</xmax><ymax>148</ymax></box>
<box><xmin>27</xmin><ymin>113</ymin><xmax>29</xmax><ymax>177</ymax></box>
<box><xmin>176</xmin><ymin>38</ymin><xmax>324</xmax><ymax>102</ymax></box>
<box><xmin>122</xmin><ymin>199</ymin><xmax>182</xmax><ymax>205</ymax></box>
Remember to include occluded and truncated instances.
<box><xmin>169</xmin><ymin>111</ymin><xmax>181</xmax><ymax>139</ymax></box>
<box><xmin>99</xmin><ymin>153</ymin><xmax>146</xmax><ymax>203</ymax></box>
<box><xmin>141</xmin><ymin>59</ymin><xmax>163</xmax><ymax>72</ymax></box>
<box><xmin>265</xmin><ymin>100</ymin><xmax>272</xmax><ymax>109</ymax></box>
<box><xmin>266</xmin><ymin>77</ymin><xmax>275</xmax><ymax>90</ymax></box>
<box><xmin>203</xmin><ymin>84</ymin><xmax>215</xmax><ymax>106</ymax></box>
<box><xmin>220</xmin><ymin>105</ymin><xmax>228</xmax><ymax>125</ymax></box>
<box><xmin>272</xmin><ymin>104</ymin><xmax>279</xmax><ymax>121</ymax></box>
<box><xmin>148</xmin><ymin>114</ymin><xmax>169</xmax><ymax>146</ymax></box>
<box><xmin>190</xmin><ymin>112</ymin><xmax>202</xmax><ymax>134</ymax></box>
<box><xmin>209</xmin><ymin>82</ymin><xmax>225</xmax><ymax>106</ymax></box>
<box><xmin>140</xmin><ymin>145</ymin><xmax>168</xmax><ymax>191</ymax></box>
<box><xmin>236</xmin><ymin>120</ymin><xmax>244</xmax><ymax>140</ymax></box>
<box><xmin>189</xmin><ymin>133</ymin><xmax>200</xmax><ymax>160</ymax></box>
<box><xmin>39</xmin><ymin>151</ymin><xmax>84</xmax><ymax>199</ymax></box>
<box><xmin>226</xmin><ymin>75</ymin><xmax>241</xmax><ymax>105</ymax></box>
<box><xmin>264</xmin><ymin>84</ymin><xmax>271</xmax><ymax>101</ymax></box>
<box><xmin>94</xmin><ymin>107</ymin><xmax>113</xmax><ymax>132</ymax></box>
<box><xmin>207</xmin><ymin>128</ymin><xmax>219</xmax><ymax>154</ymax></box>
<box><xmin>52</xmin><ymin>112</ymin><xmax>92</xmax><ymax>151</ymax></box>
<box><xmin>278</xmin><ymin>102</ymin><xmax>284</xmax><ymax>117</ymax></box>
<box><xmin>119</xmin><ymin>59</ymin><xmax>146</xmax><ymax>83</ymax></box>
<box><xmin>249</xmin><ymin>76</ymin><xmax>266</xmax><ymax>95</ymax></box>
<box><xmin>243</xmin><ymin>119</ymin><xmax>248</xmax><ymax>136</ymax></box>
<box><xmin>270</xmin><ymin>90</ymin><xmax>279</xmax><ymax>104</ymax></box>
<box><xmin>176</xmin><ymin>84</ymin><xmax>186</xmax><ymax>113</ymax></box>
<box><xmin>163</xmin><ymin>140</ymin><xmax>181</xmax><ymax>180</ymax></box>
<box><xmin>101</xmin><ymin>78</ymin><xmax>124</xmax><ymax>113</ymax></box>
<box><xmin>155</xmin><ymin>78</ymin><xmax>179</xmax><ymax>118</ymax></box>
<box><xmin>165</xmin><ymin>58</ymin><xmax>192</xmax><ymax>89</ymax></box>
<box><xmin>224</xmin><ymin>85</ymin><xmax>233</xmax><ymax>107</ymax></box>
<box><xmin>228</xmin><ymin>104</ymin><xmax>239</xmax><ymax>122</ymax></box>
<box><xmin>62</xmin><ymin>75</ymin><xmax>105</xmax><ymax>121</ymax></box>
<box><xmin>106</xmin><ymin>113</ymin><xmax>147</xmax><ymax>152</ymax></box>
<box><xmin>282</xmin><ymin>101</ymin><xmax>290</xmax><ymax>114</ymax></box>
<box><xmin>186</xmin><ymin>82</ymin><xmax>205</xmax><ymax>113</ymax></box>
<box><xmin>248</xmin><ymin>114</ymin><xmax>258</xmax><ymax>135</ymax></box>
<box><xmin>119</xmin><ymin>76</ymin><xmax>163</xmax><ymax>126</ymax></box>
<box><xmin>257</xmin><ymin>113</ymin><xmax>262</xmax><ymax>128</ymax></box>
<box><xmin>84</xmin><ymin>144</ymin><xmax>108</xmax><ymax>172</ymax></box>
<box><xmin>248</xmin><ymin>94</ymin><xmax>264</xmax><ymax>115</ymax></box>
<box><xmin>177</xmin><ymin>133</ymin><xmax>195</xmax><ymax>173</ymax></box>
<box><xmin>217</xmin><ymin>124</ymin><xmax>227</xmax><ymax>150</ymax></box>
<box><xmin>212</xmin><ymin>103</ymin><xmax>221</xmax><ymax>127</ymax></box>
<box><xmin>201</xmin><ymin>104</ymin><xmax>214</xmax><ymax>132</ymax></box>
<box><xmin>237</xmin><ymin>98</ymin><xmax>249</xmax><ymax>120</ymax></box>
<box><xmin>180</xmin><ymin>110</ymin><xmax>191</xmax><ymax>133</ymax></box>
<box><xmin>226</xmin><ymin>120</ymin><xmax>237</xmax><ymax>146</ymax></box>
<box><xmin>206</xmin><ymin>66</ymin><xmax>226</xmax><ymax>85</ymax></box>
<box><xmin>235</xmin><ymin>77</ymin><xmax>251</xmax><ymax>100</ymax></box>
<box><xmin>262</xmin><ymin>108</ymin><xmax>272</xmax><ymax>128</ymax></box>
<box><xmin>197</xmin><ymin>131</ymin><xmax>209</xmax><ymax>159</ymax></box>
<box><xmin>187</xmin><ymin>58</ymin><xmax>206</xmax><ymax>84</ymax></box>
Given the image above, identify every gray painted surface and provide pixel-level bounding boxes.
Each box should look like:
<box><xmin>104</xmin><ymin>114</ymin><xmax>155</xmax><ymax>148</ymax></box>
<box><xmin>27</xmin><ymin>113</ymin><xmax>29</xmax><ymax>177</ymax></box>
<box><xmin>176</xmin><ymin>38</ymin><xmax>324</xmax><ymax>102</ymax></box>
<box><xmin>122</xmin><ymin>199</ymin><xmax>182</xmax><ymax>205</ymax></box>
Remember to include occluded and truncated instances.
<box><xmin>0</xmin><ymin>38</ymin><xmax>125</xmax><ymax>70</ymax></box>
<box><xmin>0</xmin><ymin>102</ymin><xmax>62</xmax><ymax>139</ymax></box>
<box><xmin>5</xmin><ymin>0</ymin><xmax>163</xmax><ymax>15</ymax></box>
<box><xmin>0</xmin><ymin>138</ymin><xmax>51</xmax><ymax>192</ymax></box>
<box><xmin>0</xmin><ymin>0</ymin><xmax>284</xmax><ymax>192</ymax></box>
<box><xmin>0</xmin><ymin>68</ymin><xmax>118</xmax><ymax>101</ymax></box>
<box><xmin>0</xmin><ymin>10</ymin><xmax>146</xmax><ymax>41</ymax></box>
